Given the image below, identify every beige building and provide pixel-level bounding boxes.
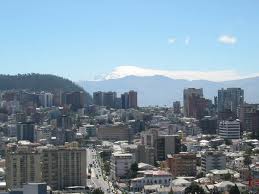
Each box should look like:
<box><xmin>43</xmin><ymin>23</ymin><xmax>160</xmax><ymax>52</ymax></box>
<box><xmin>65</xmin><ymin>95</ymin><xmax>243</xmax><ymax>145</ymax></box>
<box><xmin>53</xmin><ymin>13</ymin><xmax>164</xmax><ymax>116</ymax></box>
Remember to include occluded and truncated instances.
<box><xmin>136</xmin><ymin>144</ymin><xmax>155</xmax><ymax>165</ymax></box>
<box><xmin>41</xmin><ymin>143</ymin><xmax>87</xmax><ymax>190</ymax></box>
<box><xmin>167</xmin><ymin>153</ymin><xmax>197</xmax><ymax>178</ymax></box>
<box><xmin>5</xmin><ymin>141</ymin><xmax>42</xmax><ymax>189</ymax></box>
<box><xmin>97</xmin><ymin>123</ymin><xmax>132</xmax><ymax>141</ymax></box>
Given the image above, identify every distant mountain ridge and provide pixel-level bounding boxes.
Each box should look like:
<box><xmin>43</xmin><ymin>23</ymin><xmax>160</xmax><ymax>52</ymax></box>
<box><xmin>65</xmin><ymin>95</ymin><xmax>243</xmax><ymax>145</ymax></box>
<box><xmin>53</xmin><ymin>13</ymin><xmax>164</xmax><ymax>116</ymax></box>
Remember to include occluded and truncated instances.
<box><xmin>79</xmin><ymin>75</ymin><xmax>259</xmax><ymax>106</ymax></box>
<box><xmin>0</xmin><ymin>74</ymin><xmax>92</xmax><ymax>104</ymax></box>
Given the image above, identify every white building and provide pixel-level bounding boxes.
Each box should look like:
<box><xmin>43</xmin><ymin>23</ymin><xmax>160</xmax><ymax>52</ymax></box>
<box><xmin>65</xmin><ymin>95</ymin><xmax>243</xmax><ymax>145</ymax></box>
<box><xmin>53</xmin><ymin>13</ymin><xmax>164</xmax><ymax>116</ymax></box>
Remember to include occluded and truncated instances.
<box><xmin>212</xmin><ymin>181</ymin><xmax>247</xmax><ymax>193</ymax></box>
<box><xmin>201</xmin><ymin>151</ymin><xmax>226</xmax><ymax>174</ymax></box>
<box><xmin>130</xmin><ymin>170</ymin><xmax>172</xmax><ymax>192</ymax></box>
<box><xmin>110</xmin><ymin>152</ymin><xmax>133</xmax><ymax>180</ymax></box>
<box><xmin>219</xmin><ymin>119</ymin><xmax>240</xmax><ymax>139</ymax></box>
<box><xmin>35</xmin><ymin>126</ymin><xmax>52</xmax><ymax>143</ymax></box>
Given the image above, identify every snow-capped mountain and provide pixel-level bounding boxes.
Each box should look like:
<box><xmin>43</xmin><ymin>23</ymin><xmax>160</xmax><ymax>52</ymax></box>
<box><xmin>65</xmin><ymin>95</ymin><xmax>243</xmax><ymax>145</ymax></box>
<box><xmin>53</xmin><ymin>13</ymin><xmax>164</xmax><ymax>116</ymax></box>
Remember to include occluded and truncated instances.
<box><xmin>100</xmin><ymin>65</ymin><xmax>258</xmax><ymax>82</ymax></box>
<box><xmin>79</xmin><ymin>74</ymin><xmax>259</xmax><ymax>106</ymax></box>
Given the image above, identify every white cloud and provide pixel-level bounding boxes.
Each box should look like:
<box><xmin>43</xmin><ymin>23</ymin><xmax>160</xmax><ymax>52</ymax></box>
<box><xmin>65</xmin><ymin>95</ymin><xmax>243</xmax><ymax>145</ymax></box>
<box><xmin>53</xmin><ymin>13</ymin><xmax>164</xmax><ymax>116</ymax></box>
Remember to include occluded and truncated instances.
<box><xmin>100</xmin><ymin>65</ymin><xmax>259</xmax><ymax>82</ymax></box>
<box><xmin>185</xmin><ymin>36</ymin><xmax>191</xmax><ymax>45</ymax></box>
<box><xmin>218</xmin><ymin>35</ymin><xmax>237</xmax><ymax>45</ymax></box>
<box><xmin>168</xmin><ymin>37</ymin><xmax>176</xmax><ymax>44</ymax></box>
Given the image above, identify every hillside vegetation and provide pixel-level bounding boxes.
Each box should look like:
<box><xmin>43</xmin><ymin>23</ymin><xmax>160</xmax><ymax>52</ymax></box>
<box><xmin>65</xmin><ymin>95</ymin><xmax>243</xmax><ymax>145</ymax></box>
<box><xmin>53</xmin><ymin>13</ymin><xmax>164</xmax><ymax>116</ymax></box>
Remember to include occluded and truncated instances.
<box><xmin>0</xmin><ymin>73</ymin><xmax>92</xmax><ymax>103</ymax></box>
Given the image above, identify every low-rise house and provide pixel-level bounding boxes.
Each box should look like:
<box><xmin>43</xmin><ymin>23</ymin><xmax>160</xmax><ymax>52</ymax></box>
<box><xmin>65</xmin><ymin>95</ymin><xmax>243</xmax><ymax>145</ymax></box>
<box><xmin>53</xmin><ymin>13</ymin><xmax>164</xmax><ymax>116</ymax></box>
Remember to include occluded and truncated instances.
<box><xmin>130</xmin><ymin>170</ymin><xmax>172</xmax><ymax>192</ymax></box>
<box><xmin>209</xmin><ymin>181</ymin><xmax>247</xmax><ymax>193</ymax></box>
<box><xmin>171</xmin><ymin>178</ymin><xmax>191</xmax><ymax>187</ymax></box>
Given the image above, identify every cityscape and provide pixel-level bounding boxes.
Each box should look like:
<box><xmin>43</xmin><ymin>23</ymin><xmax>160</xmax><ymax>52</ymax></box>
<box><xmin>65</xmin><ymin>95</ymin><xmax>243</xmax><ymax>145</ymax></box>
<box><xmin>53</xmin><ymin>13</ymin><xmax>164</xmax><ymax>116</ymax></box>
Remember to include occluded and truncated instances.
<box><xmin>1</xmin><ymin>1</ymin><xmax>259</xmax><ymax>194</ymax></box>
<box><xmin>0</xmin><ymin>78</ymin><xmax>259</xmax><ymax>194</ymax></box>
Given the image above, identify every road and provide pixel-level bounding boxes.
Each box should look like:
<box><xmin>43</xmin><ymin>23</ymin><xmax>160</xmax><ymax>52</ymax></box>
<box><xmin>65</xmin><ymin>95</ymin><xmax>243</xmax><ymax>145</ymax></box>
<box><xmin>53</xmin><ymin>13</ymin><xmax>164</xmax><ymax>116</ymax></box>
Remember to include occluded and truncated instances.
<box><xmin>87</xmin><ymin>148</ymin><xmax>114</xmax><ymax>194</ymax></box>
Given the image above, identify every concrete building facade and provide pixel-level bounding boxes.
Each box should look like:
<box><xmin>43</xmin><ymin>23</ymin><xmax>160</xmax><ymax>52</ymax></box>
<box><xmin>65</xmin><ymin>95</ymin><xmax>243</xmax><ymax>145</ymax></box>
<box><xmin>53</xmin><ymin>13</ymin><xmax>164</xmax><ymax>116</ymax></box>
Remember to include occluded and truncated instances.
<box><xmin>110</xmin><ymin>152</ymin><xmax>133</xmax><ymax>180</ymax></box>
<box><xmin>5</xmin><ymin>142</ymin><xmax>42</xmax><ymax>189</ymax></box>
<box><xmin>41</xmin><ymin>144</ymin><xmax>86</xmax><ymax>190</ymax></box>
<box><xmin>219</xmin><ymin>119</ymin><xmax>241</xmax><ymax>139</ymax></box>
<box><xmin>167</xmin><ymin>153</ymin><xmax>197</xmax><ymax>177</ymax></box>
<box><xmin>201</xmin><ymin>151</ymin><xmax>226</xmax><ymax>174</ymax></box>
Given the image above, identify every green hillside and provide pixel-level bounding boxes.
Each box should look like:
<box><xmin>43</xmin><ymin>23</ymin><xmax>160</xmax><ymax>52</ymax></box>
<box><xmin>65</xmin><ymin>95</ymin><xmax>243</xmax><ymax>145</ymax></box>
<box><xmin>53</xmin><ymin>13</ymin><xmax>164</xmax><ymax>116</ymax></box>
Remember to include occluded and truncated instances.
<box><xmin>0</xmin><ymin>73</ymin><xmax>92</xmax><ymax>103</ymax></box>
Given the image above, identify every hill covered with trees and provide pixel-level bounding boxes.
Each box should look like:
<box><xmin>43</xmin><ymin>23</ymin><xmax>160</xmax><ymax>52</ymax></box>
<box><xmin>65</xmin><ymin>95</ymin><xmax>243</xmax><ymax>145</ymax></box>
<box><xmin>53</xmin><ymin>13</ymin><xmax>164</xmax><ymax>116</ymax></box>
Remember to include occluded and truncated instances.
<box><xmin>0</xmin><ymin>73</ymin><xmax>92</xmax><ymax>103</ymax></box>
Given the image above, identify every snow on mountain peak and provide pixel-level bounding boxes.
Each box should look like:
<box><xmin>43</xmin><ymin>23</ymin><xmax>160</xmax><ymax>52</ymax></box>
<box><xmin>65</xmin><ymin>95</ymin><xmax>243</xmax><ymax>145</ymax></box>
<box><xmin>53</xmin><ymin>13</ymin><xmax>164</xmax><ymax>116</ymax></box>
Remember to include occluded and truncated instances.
<box><xmin>99</xmin><ymin>65</ymin><xmax>255</xmax><ymax>82</ymax></box>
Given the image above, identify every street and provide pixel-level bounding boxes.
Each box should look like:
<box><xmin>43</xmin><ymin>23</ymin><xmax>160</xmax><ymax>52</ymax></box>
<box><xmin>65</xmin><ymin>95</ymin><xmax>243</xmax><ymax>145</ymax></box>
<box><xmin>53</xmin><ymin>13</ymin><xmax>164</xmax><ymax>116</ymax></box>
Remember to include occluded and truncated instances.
<box><xmin>86</xmin><ymin>148</ymin><xmax>114</xmax><ymax>194</ymax></box>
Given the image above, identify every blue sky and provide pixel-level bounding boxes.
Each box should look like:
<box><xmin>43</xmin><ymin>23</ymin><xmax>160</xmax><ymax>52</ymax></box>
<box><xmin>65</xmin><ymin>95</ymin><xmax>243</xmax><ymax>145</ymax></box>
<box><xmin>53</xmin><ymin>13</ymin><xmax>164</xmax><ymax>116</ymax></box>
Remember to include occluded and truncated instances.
<box><xmin>0</xmin><ymin>1</ymin><xmax>259</xmax><ymax>81</ymax></box>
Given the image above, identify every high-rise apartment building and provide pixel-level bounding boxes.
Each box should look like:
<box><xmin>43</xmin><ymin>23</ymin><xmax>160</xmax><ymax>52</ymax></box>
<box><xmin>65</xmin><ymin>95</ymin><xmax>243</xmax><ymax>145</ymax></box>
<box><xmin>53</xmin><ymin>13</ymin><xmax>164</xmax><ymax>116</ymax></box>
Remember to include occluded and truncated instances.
<box><xmin>62</xmin><ymin>91</ymin><xmax>85</xmax><ymax>110</ymax></box>
<box><xmin>39</xmin><ymin>92</ymin><xmax>53</xmax><ymax>107</ymax></box>
<box><xmin>156</xmin><ymin>135</ymin><xmax>181</xmax><ymax>161</ymax></box>
<box><xmin>114</xmin><ymin>97</ymin><xmax>122</xmax><ymax>109</ymax></box>
<box><xmin>199</xmin><ymin>116</ymin><xmax>218</xmax><ymax>134</ymax></box>
<box><xmin>128</xmin><ymin>90</ymin><xmax>138</xmax><ymax>109</ymax></box>
<box><xmin>173</xmin><ymin>101</ymin><xmax>181</xmax><ymax>114</ymax></box>
<box><xmin>41</xmin><ymin>143</ymin><xmax>86</xmax><ymax>190</ymax></box>
<box><xmin>52</xmin><ymin>90</ymin><xmax>63</xmax><ymax>107</ymax></box>
<box><xmin>218</xmin><ymin>88</ymin><xmax>244</xmax><ymax>116</ymax></box>
<box><xmin>121</xmin><ymin>91</ymin><xmax>138</xmax><ymax>109</ymax></box>
<box><xmin>17</xmin><ymin>122</ymin><xmax>35</xmax><ymax>142</ymax></box>
<box><xmin>56</xmin><ymin>115</ymin><xmax>73</xmax><ymax>129</ymax></box>
<box><xmin>184</xmin><ymin>88</ymin><xmax>203</xmax><ymax>115</ymax></box>
<box><xmin>141</xmin><ymin>129</ymin><xmax>180</xmax><ymax>161</ymax></box>
<box><xmin>239</xmin><ymin>103</ymin><xmax>259</xmax><ymax>134</ymax></box>
<box><xmin>93</xmin><ymin>91</ymin><xmax>118</xmax><ymax>108</ymax></box>
<box><xmin>103</xmin><ymin>92</ymin><xmax>116</xmax><ymax>108</ymax></box>
<box><xmin>121</xmin><ymin>92</ymin><xmax>129</xmax><ymax>109</ymax></box>
<box><xmin>93</xmin><ymin>91</ymin><xmax>103</xmax><ymax>106</ymax></box>
<box><xmin>183</xmin><ymin>88</ymin><xmax>208</xmax><ymax>118</ymax></box>
<box><xmin>5</xmin><ymin>142</ymin><xmax>42</xmax><ymax>189</ymax></box>
<box><xmin>93</xmin><ymin>90</ymin><xmax>137</xmax><ymax>109</ymax></box>
<box><xmin>219</xmin><ymin>119</ymin><xmax>241</xmax><ymax>139</ymax></box>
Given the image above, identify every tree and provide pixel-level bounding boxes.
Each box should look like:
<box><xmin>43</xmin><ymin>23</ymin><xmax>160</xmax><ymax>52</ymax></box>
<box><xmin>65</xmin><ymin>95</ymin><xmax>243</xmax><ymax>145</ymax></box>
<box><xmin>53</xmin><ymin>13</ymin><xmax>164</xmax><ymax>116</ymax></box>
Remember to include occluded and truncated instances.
<box><xmin>168</xmin><ymin>188</ymin><xmax>174</xmax><ymax>194</ymax></box>
<box><xmin>181</xmin><ymin>144</ymin><xmax>187</xmax><ymax>152</ymax></box>
<box><xmin>225</xmin><ymin>139</ymin><xmax>232</xmax><ymax>145</ymax></box>
<box><xmin>0</xmin><ymin>74</ymin><xmax>93</xmax><ymax>105</ymax></box>
<box><xmin>211</xmin><ymin>187</ymin><xmax>220</xmax><ymax>194</ymax></box>
<box><xmin>245</xmin><ymin>148</ymin><xmax>252</xmax><ymax>156</ymax></box>
<box><xmin>92</xmin><ymin>188</ymin><xmax>104</xmax><ymax>194</ymax></box>
<box><xmin>129</xmin><ymin>162</ymin><xmax>139</xmax><ymax>178</ymax></box>
<box><xmin>185</xmin><ymin>182</ymin><xmax>205</xmax><ymax>194</ymax></box>
<box><xmin>244</xmin><ymin>154</ymin><xmax>252</xmax><ymax>166</ymax></box>
<box><xmin>196</xmin><ymin>172</ymin><xmax>204</xmax><ymax>179</ymax></box>
<box><xmin>223</xmin><ymin>172</ymin><xmax>232</xmax><ymax>181</ymax></box>
<box><xmin>229</xmin><ymin>184</ymin><xmax>240</xmax><ymax>194</ymax></box>
<box><xmin>103</xmin><ymin>161</ymin><xmax>110</xmax><ymax>176</ymax></box>
<box><xmin>160</xmin><ymin>161</ymin><xmax>167</xmax><ymax>169</ymax></box>
<box><xmin>154</xmin><ymin>161</ymin><xmax>160</xmax><ymax>167</ymax></box>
